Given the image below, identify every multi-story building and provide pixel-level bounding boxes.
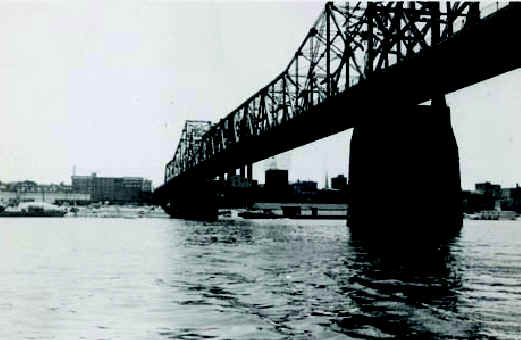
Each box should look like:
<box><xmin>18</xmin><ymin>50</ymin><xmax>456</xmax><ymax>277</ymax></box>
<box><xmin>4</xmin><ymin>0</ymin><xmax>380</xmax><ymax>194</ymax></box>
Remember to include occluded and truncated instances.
<box><xmin>463</xmin><ymin>182</ymin><xmax>521</xmax><ymax>213</ymax></box>
<box><xmin>227</xmin><ymin>175</ymin><xmax>254</xmax><ymax>188</ymax></box>
<box><xmin>475</xmin><ymin>181</ymin><xmax>501</xmax><ymax>199</ymax></box>
<box><xmin>331</xmin><ymin>175</ymin><xmax>348</xmax><ymax>190</ymax></box>
<box><xmin>264</xmin><ymin>169</ymin><xmax>288</xmax><ymax>190</ymax></box>
<box><xmin>500</xmin><ymin>184</ymin><xmax>521</xmax><ymax>212</ymax></box>
<box><xmin>292</xmin><ymin>180</ymin><xmax>318</xmax><ymax>195</ymax></box>
<box><xmin>0</xmin><ymin>180</ymin><xmax>89</xmax><ymax>205</ymax></box>
<box><xmin>1</xmin><ymin>180</ymin><xmax>73</xmax><ymax>194</ymax></box>
<box><xmin>142</xmin><ymin>179</ymin><xmax>153</xmax><ymax>193</ymax></box>
<box><xmin>71</xmin><ymin>173</ymin><xmax>153</xmax><ymax>203</ymax></box>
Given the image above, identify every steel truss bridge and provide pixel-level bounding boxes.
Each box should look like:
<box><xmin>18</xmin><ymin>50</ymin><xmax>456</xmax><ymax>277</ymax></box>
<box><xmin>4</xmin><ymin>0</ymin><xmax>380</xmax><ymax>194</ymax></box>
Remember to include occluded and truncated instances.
<box><xmin>161</xmin><ymin>1</ymin><xmax>521</xmax><ymax>188</ymax></box>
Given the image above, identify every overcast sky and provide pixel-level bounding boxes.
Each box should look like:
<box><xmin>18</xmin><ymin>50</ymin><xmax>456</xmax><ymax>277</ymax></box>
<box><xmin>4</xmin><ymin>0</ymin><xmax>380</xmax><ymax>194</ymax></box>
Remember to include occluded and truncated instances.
<box><xmin>1</xmin><ymin>0</ymin><xmax>520</xmax><ymax>190</ymax></box>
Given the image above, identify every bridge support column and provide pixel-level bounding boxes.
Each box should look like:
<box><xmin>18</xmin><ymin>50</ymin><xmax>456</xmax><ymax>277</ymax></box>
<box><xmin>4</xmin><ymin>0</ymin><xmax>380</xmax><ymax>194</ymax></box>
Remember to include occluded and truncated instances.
<box><xmin>159</xmin><ymin>178</ymin><xmax>219</xmax><ymax>220</ymax></box>
<box><xmin>347</xmin><ymin>100</ymin><xmax>462</xmax><ymax>245</ymax></box>
<box><xmin>246</xmin><ymin>163</ymin><xmax>253</xmax><ymax>181</ymax></box>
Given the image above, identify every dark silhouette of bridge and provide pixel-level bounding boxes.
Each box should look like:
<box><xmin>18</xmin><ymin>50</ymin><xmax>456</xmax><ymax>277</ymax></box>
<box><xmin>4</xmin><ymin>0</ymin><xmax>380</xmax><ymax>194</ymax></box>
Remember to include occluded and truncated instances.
<box><xmin>156</xmin><ymin>2</ymin><xmax>521</xmax><ymax>242</ymax></box>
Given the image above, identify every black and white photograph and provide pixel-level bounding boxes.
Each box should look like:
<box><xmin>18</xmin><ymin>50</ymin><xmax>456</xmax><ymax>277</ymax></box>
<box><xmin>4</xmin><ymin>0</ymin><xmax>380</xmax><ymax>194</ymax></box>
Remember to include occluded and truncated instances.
<box><xmin>1</xmin><ymin>1</ymin><xmax>521</xmax><ymax>339</ymax></box>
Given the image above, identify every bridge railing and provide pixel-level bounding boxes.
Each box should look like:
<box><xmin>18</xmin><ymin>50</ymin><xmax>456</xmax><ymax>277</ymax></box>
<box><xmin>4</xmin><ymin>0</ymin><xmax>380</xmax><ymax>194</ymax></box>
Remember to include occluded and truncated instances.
<box><xmin>165</xmin><ymin>1</ymin><xmax>491</xmax><ymax>183</ymax></box>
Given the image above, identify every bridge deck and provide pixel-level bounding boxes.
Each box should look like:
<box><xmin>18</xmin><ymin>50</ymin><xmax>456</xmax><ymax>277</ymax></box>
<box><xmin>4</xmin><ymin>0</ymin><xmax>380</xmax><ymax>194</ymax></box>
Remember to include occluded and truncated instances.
<box><xmin>166</xmin><ymin>4</ymin><xmax>521</xmax><ymax>186</ymax></box>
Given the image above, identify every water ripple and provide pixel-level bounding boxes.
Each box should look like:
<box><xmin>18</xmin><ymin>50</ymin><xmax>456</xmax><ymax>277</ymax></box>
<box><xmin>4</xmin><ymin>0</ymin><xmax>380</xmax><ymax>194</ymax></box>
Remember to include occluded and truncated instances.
<box><xmin>0</xmin><ymin>219</ymin><xmax>520</xmax><ymax>339</ymax></box>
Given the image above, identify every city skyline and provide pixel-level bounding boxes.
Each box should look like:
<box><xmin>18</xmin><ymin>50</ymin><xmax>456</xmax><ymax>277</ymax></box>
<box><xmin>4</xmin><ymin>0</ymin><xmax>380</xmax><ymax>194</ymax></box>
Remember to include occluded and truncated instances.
<box><xmin>1</xmin><ymin>1</ymin><xmax>521</xmax><ymax>190</ymax></box>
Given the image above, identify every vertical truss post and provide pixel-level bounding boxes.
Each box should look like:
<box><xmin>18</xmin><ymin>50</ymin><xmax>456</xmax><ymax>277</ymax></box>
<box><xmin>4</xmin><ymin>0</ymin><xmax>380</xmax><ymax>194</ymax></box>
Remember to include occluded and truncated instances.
<box><xmin>466</xmin><ymin>2</ymin><xmax>481</xmax><ymax>26</ymax></box>
<box><xmin>271</xmin><ymin>85</ymin><xmax>275</xmax><ymax>124</ymax></box>
<box><xmin>310</xmin><ymin>32</ymin><xmax>314</xmax><ymax>107</ymax></box>
<box><xmin>229</xmin><ymin>116</ymin><xmax>236</xmax><ymax>144</ymax></box>
<box><xmin>220</xmin><ymin>126</ymin><xmax>225</xmax><ymax>152</ymax></box>
<box><xmin>260</xmin><ymin>92</ymin><xmax>267</xmax><ymax>131</ymax></box>
<box><xmin>246</xmin><ymin>163</ymin><xmax>253</xmax><ymax>181</ymax></box>
<box><xmin>326</xmin><ymin>2</ymin><xmax>331</xmax><ymax>97</ymax></box>
<box><xmin>210</xmin><ymin>137</ymin><xmax>214</xmax><ymax>160</ymax></box>
<box><xmin>282</xmin><ymin>74</ymin><xmax>288</xmax><ymax>122</ymax></box>
<box><xmin>394</xmin><ymin>2</ymin><xmax>403</xmax><ymax>63</ymax></box>
<box><xmin>365</xmin><ymin>2</ymin><xmax>374</xmax><ymax>78</ymax></box>
<box><xmin>446</xmin><ymin>2</ymin><xmax>453</xmax><ymax>37</ymax></box>
<box><xmin>243</xmin><ymin>106</ymin><xmax>250</xmax><ymax>137</ymax></box>
<box><xmin>345</xmin><ymin>2</ymin><xmax>350</xmax><ymax>90</ymax></box>
<box><xmin>407</xmin><ymin>2</ymin><xmax>414</xmax><ymax>57</ymax></box>
<box><xmin>252</xmin><ymin>97</ymin><xmax>257</xmax><ymax>136</ymax></box>
<box><xmin>296</xmin><ymin>53</ymin><xmax>299</xmax><ymax>112</ymax></box>
<box><xmin>431</xmin><ymin>2</ymin><xmax>440</xmax><ymax>46</ymax></box>
<box><xmin>430</xmin><ymin>2</ymin><xmax>444</xmax><ymax>107</ymax></box>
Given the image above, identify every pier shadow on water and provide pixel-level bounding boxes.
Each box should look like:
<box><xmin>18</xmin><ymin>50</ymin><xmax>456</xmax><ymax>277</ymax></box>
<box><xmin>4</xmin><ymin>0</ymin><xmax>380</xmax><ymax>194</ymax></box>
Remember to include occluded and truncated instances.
<box><xmin>331</xmin><ymin>226</ymin><xmax>485</xmax><ymax>339</ymax></box>
<box><xmin>158</xmin><ymin>219</ymin><xmax>493</xmax><ymax>339</ymax></box>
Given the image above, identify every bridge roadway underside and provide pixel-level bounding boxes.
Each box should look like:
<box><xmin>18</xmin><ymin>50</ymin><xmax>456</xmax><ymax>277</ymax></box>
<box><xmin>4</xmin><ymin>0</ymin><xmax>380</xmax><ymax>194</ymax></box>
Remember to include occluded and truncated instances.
<box><xmin>158</xmin><ymin>4</ymin><xmax>521</xmax><ymax>222</ymax></box>
<box><xmin>184</xmin><ymin>4</ymin><xmax>521</xmax><ymax>179</ymax></box>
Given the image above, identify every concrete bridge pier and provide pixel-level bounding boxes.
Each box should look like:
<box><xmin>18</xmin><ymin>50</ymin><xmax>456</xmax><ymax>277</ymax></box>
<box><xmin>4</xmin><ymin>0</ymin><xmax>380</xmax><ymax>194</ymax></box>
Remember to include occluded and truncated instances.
<box><xmin>347</xmin><ymin>99</ymin><xmax>462</xmax><ymax>245</ymax></box>
<box><xmin>246</xmin><ymin>164</ymin><xmax>253</xmax><ymax>181</ymax></box>
<box><xmin>157</xmin><ymin>177</ymin><xmax>219</xmax><ymax>220</ymax></box>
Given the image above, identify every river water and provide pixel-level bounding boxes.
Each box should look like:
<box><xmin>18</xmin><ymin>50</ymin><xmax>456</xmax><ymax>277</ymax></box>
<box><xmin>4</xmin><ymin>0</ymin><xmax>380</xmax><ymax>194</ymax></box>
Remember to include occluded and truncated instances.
<box><xmin>1</xmin><ymin>217</ymin><xmax>520</xmax><ymax>339</ymax></box>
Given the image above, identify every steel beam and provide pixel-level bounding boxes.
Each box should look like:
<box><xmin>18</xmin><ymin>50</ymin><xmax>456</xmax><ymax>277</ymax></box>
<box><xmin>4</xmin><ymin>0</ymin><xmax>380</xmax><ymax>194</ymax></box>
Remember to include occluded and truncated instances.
<box><xmin>161</xmin><ymin>2</ymin><xmax>520</xmax><ymax>189</ymax></box>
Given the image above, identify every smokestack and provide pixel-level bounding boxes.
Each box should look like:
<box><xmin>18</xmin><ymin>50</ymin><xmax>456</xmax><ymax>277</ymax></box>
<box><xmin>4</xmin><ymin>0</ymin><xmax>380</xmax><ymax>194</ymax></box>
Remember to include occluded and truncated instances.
<box><xmin>325</xmin><ymin>171</ymin><xmax>329</xmax><ymax>189</ymax></box>
<box><xmin>264</xmin><ymin>154</ymin><xmax>291</xmax><ymax>171</ymax></box>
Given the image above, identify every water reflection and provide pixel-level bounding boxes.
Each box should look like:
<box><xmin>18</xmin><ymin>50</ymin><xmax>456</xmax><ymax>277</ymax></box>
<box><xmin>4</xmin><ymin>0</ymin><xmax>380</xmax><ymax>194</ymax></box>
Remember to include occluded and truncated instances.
<box><xmin>330</xmin><ymin>231</ymin><xmax>484</xmax><ymax>339</ymax></box>
<box><xmin>2</xmin><ymin>219</ymin><xmax>519</xmax><ymax>339</ymax></box>
<box><xmin>181</xmin><ymin>219</ymin><xmax>255</xmax><ymax>246</ymax></box>
<box><xmin>160</xmin><ymin>220</ymin><xmax>520</xmax><ymax>339</ymax></box>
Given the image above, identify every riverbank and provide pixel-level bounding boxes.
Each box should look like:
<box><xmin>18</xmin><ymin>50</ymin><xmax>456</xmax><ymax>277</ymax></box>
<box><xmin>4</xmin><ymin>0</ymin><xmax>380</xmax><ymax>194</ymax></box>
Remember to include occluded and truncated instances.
<box><xmin>64</xmin><ymin>205</ymin><xmax>169</xmax><ymax>219</ymax></box>
<box><xmin>235</xmin><ymin>202</ymin><xmax>347</xmax><ymax>220</ymax></box>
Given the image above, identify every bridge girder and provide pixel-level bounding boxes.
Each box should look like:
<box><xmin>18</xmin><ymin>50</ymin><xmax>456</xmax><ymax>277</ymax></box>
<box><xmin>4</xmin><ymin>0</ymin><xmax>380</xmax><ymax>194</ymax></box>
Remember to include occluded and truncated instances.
<box><xmin>162</xmin><ymin>1</ymin><xmax>514</xmax><ymax>187</ymax></box>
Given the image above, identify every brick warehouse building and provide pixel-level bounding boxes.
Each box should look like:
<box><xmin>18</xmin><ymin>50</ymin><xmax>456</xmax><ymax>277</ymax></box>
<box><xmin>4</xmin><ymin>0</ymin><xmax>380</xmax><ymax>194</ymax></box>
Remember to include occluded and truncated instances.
<box><xmin>72</xmin><ymin>173</ymin><xmax>152</xmax><ymax>203</ymax></box>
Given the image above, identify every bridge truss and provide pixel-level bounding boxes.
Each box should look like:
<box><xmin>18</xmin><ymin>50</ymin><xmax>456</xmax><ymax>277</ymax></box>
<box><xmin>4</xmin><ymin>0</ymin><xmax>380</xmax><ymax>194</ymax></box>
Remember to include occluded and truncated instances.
<box><xmin>165</xmin><ymin>1</ymin><xmax>493</xmax><ymax>184</ymax></box>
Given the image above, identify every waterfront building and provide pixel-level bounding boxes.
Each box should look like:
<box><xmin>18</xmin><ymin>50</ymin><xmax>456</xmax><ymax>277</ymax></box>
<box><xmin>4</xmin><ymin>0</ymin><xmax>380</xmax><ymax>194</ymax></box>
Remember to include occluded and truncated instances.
<box><xmin>500</xmin><ymin>184</ymin><xmax>521</xmax><ymax>212</ymax></box>
<box><xmin>142</xmin><ymin>179</ymin><xmax>153</xmax><ymax>193</ymax></box>
<box><xmin>0</xmin><ymin>191</ymin><xmax>90</xmax><ymax>205</ymax></box>
<box><xmin>475</xmin><ymin>181</ymin><xmax>501</xmax><ymax>199</ymax></box>
<box><xmin>262</xmin><ymin>169</ymin><xmax>290</xmax><ymax>201</ymax></box>
<box><xmin>264</xmin><ymin>169</ymin><xmax>288</xmax><ymax>190</ymax></box>
<box><xmin>0</xmin><ymin>180</ymin><xmax>73</xmax><ymax>194</ymax></box>
<box><xmin>227</xmin><ymin>175</ymin><xmax>255</xmax><ymax>188</ymax></box>
<box><xmin>462</xmin><ymin>190</ymin><xmax>494</xmax><ymax>212</ymax></box>
<box><xmin>331</xmin><ymin>175</ymin><xmax>348</xmax><ymax>190</ymax></box>
<box><xmin>463</xmin><ymin>182</ymin><xmax>521</xmax><ymax>213</ymax></box>
<box><xmin>71</xmin><ymin>173</ymin><xmax>153</xmax><ymax>203</ymax></box>
<box><xmin>0</xmin><ymin>180</ymin><xmax>89</xmax><ymax>205</ymax></box>
<box><xmin>292</xmin><ymin>180</ymin><xmax>318</xmax><ymax>195</ymax></box>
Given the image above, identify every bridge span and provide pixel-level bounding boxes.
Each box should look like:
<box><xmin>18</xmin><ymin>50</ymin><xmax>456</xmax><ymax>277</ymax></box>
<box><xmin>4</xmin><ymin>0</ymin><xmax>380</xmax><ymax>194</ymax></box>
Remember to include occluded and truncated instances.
<box><xmin>156</xmin><ymin>2</ymin><xmax>521</xmax><ymax>242</ymax></box>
